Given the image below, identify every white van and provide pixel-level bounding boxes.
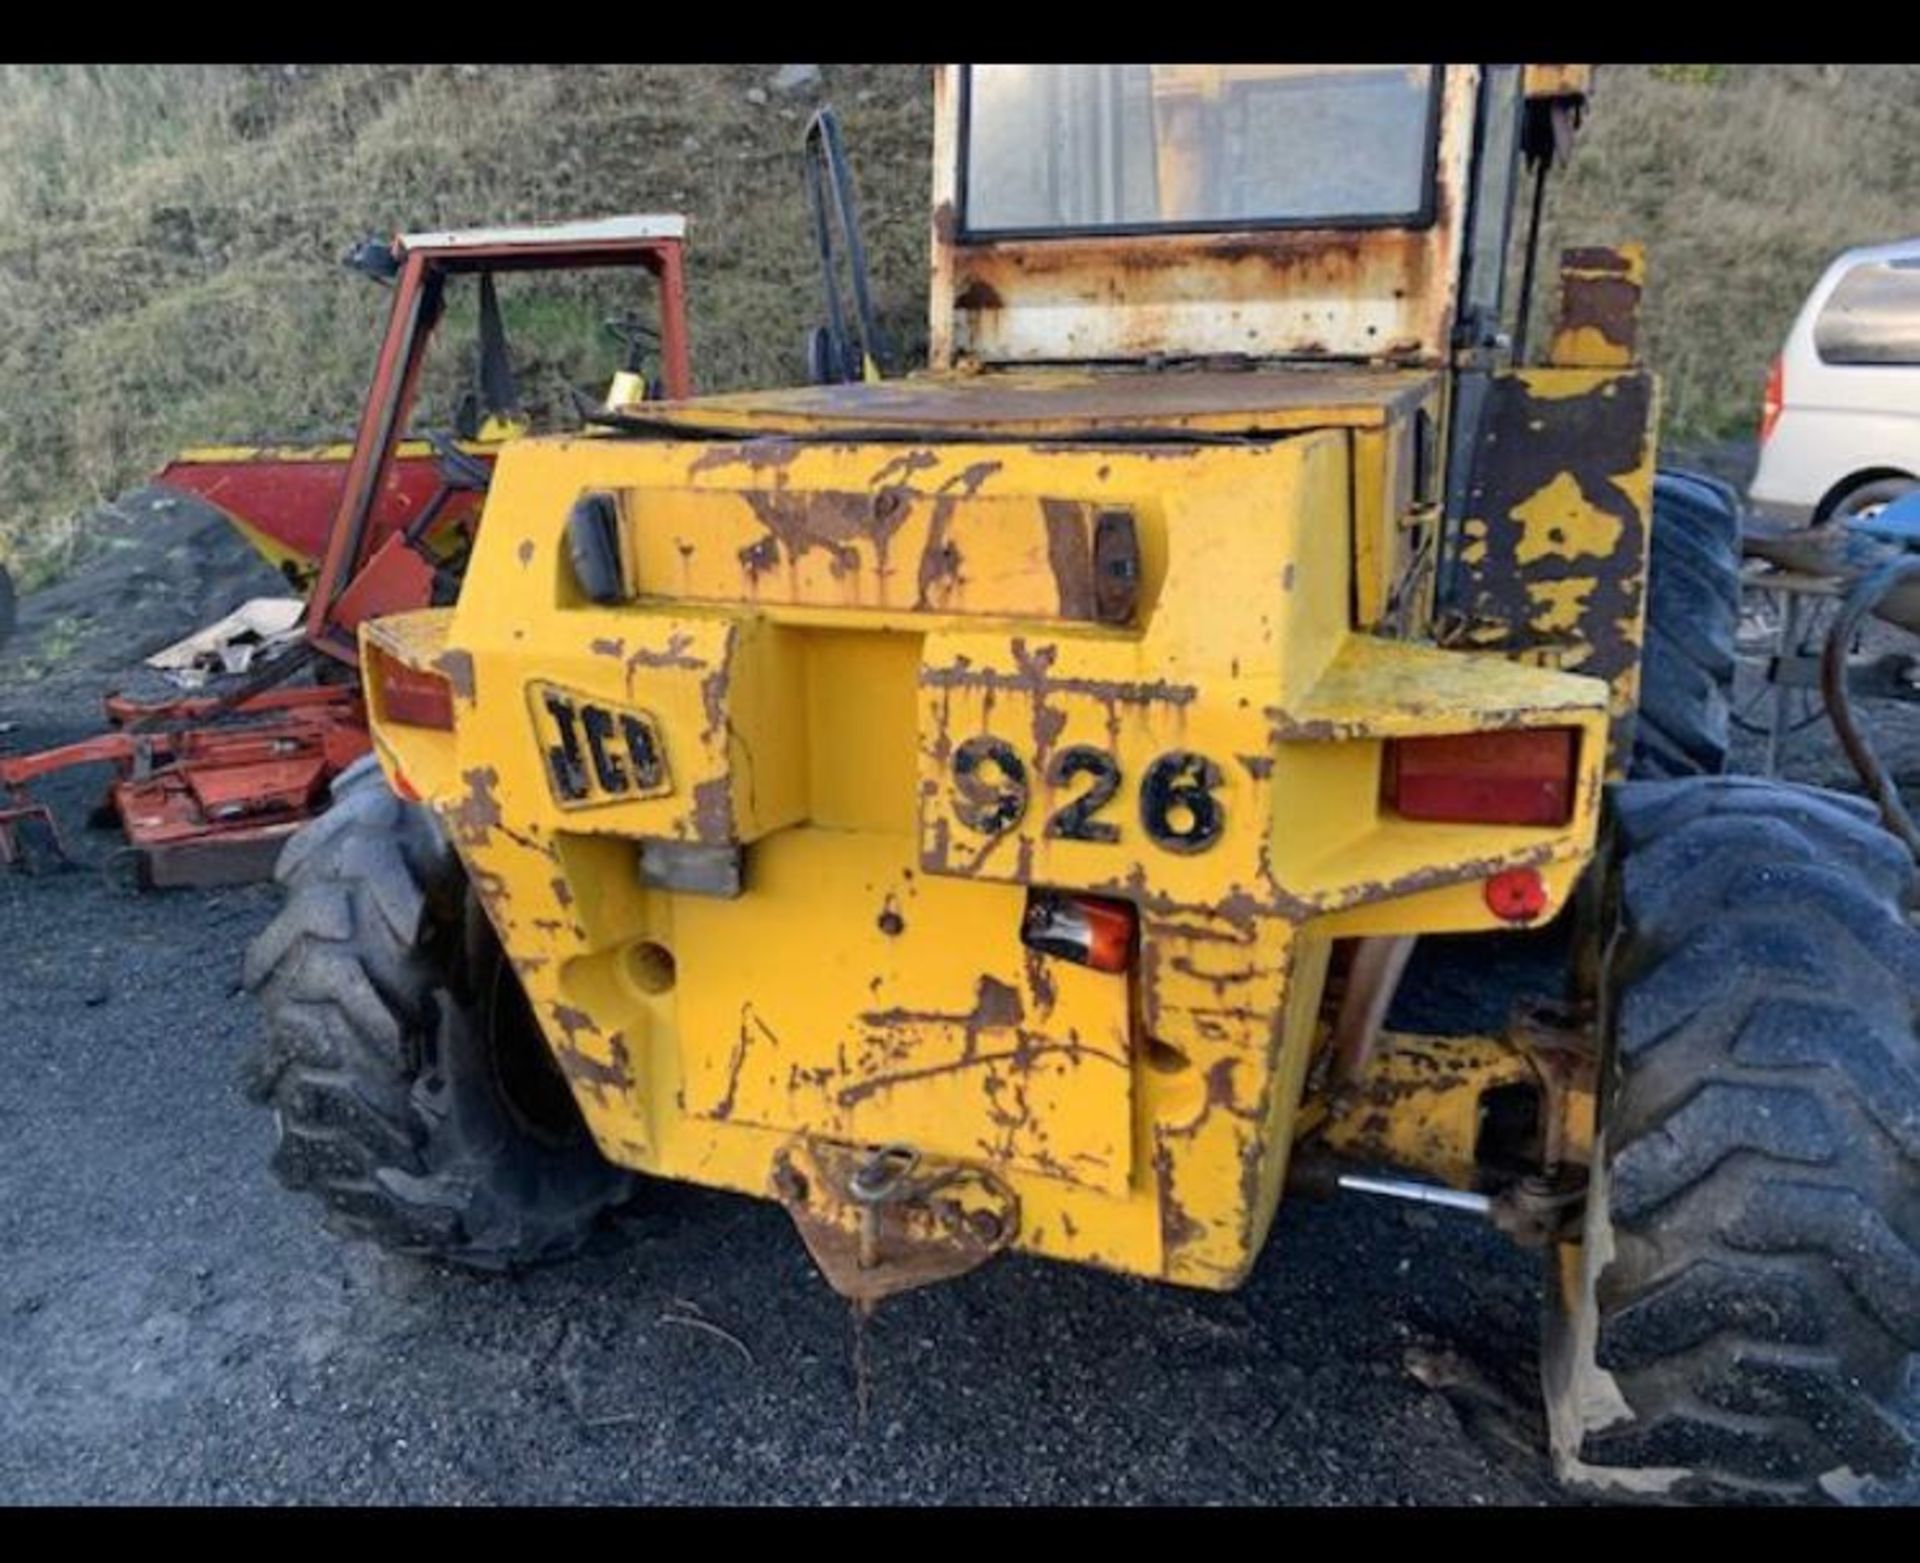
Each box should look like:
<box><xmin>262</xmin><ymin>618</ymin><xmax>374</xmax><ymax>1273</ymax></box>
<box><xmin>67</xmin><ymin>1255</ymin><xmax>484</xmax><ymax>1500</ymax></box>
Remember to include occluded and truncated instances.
<box><xmin>1748</xmin><ymin>236</ymin><xmax>1920</xmax><ymax>525</ymax></box>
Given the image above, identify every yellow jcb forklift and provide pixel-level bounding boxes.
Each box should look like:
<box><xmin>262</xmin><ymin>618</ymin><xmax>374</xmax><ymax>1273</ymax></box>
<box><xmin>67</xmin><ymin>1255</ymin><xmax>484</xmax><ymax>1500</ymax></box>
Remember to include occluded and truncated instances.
<box><xmin>242</xmin><ymin>66</ymin><xmax>1918</xmax><ymax>1503</ymax></box>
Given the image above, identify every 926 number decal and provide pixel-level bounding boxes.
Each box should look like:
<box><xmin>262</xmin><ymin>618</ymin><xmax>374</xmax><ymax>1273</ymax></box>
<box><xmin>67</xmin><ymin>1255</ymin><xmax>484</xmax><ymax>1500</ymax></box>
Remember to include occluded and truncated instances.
<box><xmin>947</xmin><ymin>738</ymin><xmax>1225</xmax><ymax>854</ymax></box>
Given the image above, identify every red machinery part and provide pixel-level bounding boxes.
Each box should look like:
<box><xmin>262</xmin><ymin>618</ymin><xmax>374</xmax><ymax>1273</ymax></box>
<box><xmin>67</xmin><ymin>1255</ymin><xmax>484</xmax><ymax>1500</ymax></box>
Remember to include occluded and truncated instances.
<box><xmin>155</xmin><ymin>449</ymin><xmax>487</xmax><ymax>588</ymax></box>
<box><xmin>365</xmin><ymin>644</ymin><xmax>455</xmax><ymax>730</ymax></box>
<box><xmin>0</xmin><ymin>685</ymin><xmax>369</xmax><ymax>888</ymax></box>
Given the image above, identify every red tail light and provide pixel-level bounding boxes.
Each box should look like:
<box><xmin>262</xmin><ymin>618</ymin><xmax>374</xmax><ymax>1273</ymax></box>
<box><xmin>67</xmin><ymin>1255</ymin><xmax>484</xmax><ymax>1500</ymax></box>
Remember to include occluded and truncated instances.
<box><xmin>1484</xmin><ymin>866</ymin><xmax>1550</xmax><ymax>923</ymax></box>
<box><xmin>1022</xmin><ymin>890</ymin><xmax>1135</xmax><ymax>973</ymax></box>
<box><xmin>1383</xmin><ymin>728</ymin><xmax>1579</xmax><ymax>827</ymax></box>
<box><xmin>1759</xmin><ymin>354</ymin><xmax>1785</xmax><ymax>446</ymax></box>
<box><xmin>367</xmin><ymin>645</ymin><xmax>455</xmax><ymax>731</ymax></box>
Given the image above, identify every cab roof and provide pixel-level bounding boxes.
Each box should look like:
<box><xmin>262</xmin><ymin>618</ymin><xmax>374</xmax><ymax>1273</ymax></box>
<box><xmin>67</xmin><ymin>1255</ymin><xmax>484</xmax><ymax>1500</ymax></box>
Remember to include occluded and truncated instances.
<box><xmin>396</xmin><ymin>214</ymin><xmax>686</xmax><ymax>253</ymax></box>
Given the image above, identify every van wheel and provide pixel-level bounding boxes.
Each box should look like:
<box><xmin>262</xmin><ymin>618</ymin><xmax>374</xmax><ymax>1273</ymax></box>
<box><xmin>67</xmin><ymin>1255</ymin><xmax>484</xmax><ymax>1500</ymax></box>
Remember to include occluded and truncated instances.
<box><xmin>1824</xmin><ymin>475</ymin><xmax>1917</xmax><ymax>526</ymax></box>
<box><xmin>1631</xmin><ymin>470</ymin><xmax>1741</xmax><ymax>780</ymax></box>
<box><xmin>240</xmin><ymin>756</ymin><xmax>635</xmax><ymax>1269</ymax></box>
<box><xmin>1546</xmin><ymin>777</ymin><xmax>1920</xmax><ymax>1504</ymax></box>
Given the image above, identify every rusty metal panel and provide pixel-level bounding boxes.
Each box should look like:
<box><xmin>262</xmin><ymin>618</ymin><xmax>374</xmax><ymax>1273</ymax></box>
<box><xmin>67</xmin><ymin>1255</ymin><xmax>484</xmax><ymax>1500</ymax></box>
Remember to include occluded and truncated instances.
<box><xmin>927</xmin><ymin>66</ymin><xmax>1480</xmax><ymax>368</ymax></box>
<box><xmin>1549</xmin><ymin>244</ymin><xmax>1644</xmax><ymax>369</ymax></box>
<box><xmin>674</xmin><ymin>830</ymin><xmax>1136</xmax><ymax>1194</ymax></box>
<box><xmin>1317</xmin><ymin>1031</ymin><xmax>1539</xmax><ymax>1189</ymax></box>
<box><xmin>1523</xmin><ymin>64</ymin><xmax>1592</xmax><ymax>101</ymax></box>
<box><xmin>1438</xmin><ymin>367</ymin><xmax>1659</xmax><ymax>775</ymax></box>
<box><xmin>142</xmin><ymin>829</ymin><xmax>300</xmax><ymax>889</ymax></box>
<box><xmin>636</xmin><ymin>366</ymin><xmax>1436</xmax><ymax>438</ymax></box>
<box><xmin>157</xmin><ymin>440</ymin><xmax>488</xmax><ymax>584</ymax></box>
<box><xmin>621</xmin><ymin>481</ymin><xmax>1136</xmax><ymax>624</ymax></box>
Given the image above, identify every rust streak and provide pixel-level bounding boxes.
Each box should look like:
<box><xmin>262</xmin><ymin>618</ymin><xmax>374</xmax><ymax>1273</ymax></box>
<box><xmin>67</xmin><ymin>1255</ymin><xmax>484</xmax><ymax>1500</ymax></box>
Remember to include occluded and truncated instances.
<box><xmin>450</xmin><ymin>767</ymin><xmax>502</xmax><ymax>847</ymax></box>
<box><xmin>1038</xmin><ymin>498</ymin><xmax>1096</xmax><ymax>621</ymax></box>
<box><xmin>433</xmin><ymin>650</ymin><xmax>475</xmax><ymax>700</ymax></box>
<box><xmin>688</xmin><ymin>439</ymin><xmax>803</xmax><ymax>476</ymax></box>
<box><xmin>837</xmin><ymin>1038</ymin><xmax>1126</xmax><ymax>1109</ymax></box>
<box><xmin>713</xmin><ymin>1003</ymin><xmax>779</xmax><ymax>1121</ymax></box>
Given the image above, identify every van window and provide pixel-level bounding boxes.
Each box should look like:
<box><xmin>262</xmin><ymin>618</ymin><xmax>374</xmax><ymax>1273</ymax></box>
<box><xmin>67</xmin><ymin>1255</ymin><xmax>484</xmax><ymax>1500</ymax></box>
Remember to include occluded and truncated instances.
<box><xmin>1814</xmin><ymin>258</ymin><xmax>1920</xmax><ymax>366</ymax></box>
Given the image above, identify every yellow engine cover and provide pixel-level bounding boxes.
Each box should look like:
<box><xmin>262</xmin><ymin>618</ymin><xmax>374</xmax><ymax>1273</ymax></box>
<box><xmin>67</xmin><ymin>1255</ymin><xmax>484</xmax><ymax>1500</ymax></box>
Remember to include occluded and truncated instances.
<box><xmin>365</xmin><ymin>375</ymin><xmax>1618</xmax><ymax>1291</ymax></box>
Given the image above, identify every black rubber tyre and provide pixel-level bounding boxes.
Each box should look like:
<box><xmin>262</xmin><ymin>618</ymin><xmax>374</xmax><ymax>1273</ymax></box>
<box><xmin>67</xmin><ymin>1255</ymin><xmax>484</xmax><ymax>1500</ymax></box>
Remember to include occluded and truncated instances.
<box><xmin>1546</xmin><ymin>776</ymin><xmax>1920</xmax><ymax>1503</ymax></box>
<box><xmin>1822</xmin><ymin>474</ymin><xmax>1917</xmax><ymax>526</ymax></box>
<box><xmin>1630</xmin><ymin>469</ymin><xmax>1742</xmax><ymax>780</ymax></box>
<box><xmin>240</xmin><ymin>756</ymin><xmax>634</xmax><ymax>1269</ymax></box>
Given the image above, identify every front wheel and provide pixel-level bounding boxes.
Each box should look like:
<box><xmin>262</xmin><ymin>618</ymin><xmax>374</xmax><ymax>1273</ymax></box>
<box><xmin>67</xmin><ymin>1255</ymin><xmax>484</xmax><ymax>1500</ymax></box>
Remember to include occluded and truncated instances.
<box><xmin>1546</xmin><ymin>776</ymin><xmax>1920</xmax><ymax>1503</ymax></box>
<box><xmin>240</xmin><ymin>756</ymin><xmax>634</xmax><ymax>1269</ymax></box>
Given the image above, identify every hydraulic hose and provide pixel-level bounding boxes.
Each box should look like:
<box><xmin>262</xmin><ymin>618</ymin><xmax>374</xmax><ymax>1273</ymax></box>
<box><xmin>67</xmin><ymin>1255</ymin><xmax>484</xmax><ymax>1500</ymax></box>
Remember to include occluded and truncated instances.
<box><xmin>1821</xmin><ymin>553</ymin><xmax>1920</xmax><ymax>861</ymax></box>
<box><xmin>802</xmin><ymin>107</ymin><xmax>888</xmax><ymax>384</ymax></box>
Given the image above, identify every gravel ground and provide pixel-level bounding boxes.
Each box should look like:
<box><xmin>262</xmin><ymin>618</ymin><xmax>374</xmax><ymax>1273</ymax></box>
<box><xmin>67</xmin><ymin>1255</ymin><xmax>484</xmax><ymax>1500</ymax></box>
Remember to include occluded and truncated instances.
<box><xmin>0</xmin><ymin>705</ymin><xmax>1566</xmax><ymax>1504</ymax></box>
<box><xmin>0</xmin><ymin>453</ymin><xmax>1912</xmax><ymax>1506</ymax></box>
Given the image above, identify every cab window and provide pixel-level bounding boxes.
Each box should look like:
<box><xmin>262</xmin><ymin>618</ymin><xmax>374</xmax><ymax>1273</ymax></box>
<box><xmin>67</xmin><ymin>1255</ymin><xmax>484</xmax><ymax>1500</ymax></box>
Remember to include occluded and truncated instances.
<box><xmin>961</xmin><ymin>64</ymin><xmax>1437</xmax><ymax>237</ymax></box>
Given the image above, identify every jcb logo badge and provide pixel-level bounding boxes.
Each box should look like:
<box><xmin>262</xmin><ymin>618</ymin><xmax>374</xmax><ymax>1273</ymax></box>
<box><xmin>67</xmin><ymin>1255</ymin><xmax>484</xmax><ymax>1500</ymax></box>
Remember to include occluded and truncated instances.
<box><xmin>528</xmin><ymin>681</ymin><xmax>671</xmax><ymax>808</ymax></box>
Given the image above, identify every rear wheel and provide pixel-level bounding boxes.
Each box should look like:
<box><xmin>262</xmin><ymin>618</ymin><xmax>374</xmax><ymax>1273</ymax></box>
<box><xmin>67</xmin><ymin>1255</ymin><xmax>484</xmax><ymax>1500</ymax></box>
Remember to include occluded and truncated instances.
<box><xmin>1547</xmin><ymin>776</ymin><xmax>1920</xmax><ymax>1503</ymax></box>
<box><xmin>240</xmin><ymin>756</ymin><xmax>634</xmax><ymax>1269</ymax></box>
<box><xmin>1631</xmin><ymin>470</ymin><xmax>1741</xmax><ymax>780</ymax></box>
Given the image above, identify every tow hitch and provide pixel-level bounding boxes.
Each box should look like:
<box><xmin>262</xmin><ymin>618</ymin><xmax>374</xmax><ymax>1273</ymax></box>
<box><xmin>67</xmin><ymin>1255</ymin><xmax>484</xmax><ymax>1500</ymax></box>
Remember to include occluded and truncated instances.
<box><xmin>773</xmin><ymin>1139</ymin><xmax>1021</xmax><ymax>1305</ymax></box>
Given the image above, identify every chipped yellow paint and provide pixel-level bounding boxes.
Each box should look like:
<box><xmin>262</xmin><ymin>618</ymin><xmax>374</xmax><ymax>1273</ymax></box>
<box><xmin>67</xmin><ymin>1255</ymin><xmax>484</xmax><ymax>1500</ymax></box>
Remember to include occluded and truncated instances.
<box><xmin>175</xmin><ymin>441</ymin><xmax>363</xmax><ymax>465</ymax></box>
<box><xmin>1551</xmin><ymin>327</ymin><xmax>1623</xmax><ymax>368</ymax></box>
<box><xmin>1313</xmin><ymin>1027</ymin><xmax>1596</xmax><ymax>1196</ymax></box>
<box><xmin>364</xmin><ymin>378</ymin><xmax>1614</xmax><ymax>1292</ymax></box>
<box><xmin>1513</xmin><ymin>374</ymin><xmax>1620</xmax><ymax>402</ymax></box>
<box><xmin>1317</xmin><ymin>1032</ymin><xmax>1538</xmax><ymax>1190</ymax></box>
<box><xmin>1510</xmin><ymin>472</ymin><xmax>1624</xmax><ymax>566</ymax></box>
<box><xmin>1595</xmin><ymin>244</ymin><xmax>1644</xmax><ymax>288</ymax></box>
<box><xmin>1549</xmin><ymin>245</ymin><xmax>1645</xmax><ymax>371</ymax></box>
<box><xmin>1444</xmin><ymin>359</ymin><xmax>1657</xmax><ymax>780</ymax></box>
<box><xmin>174</xmin><ymin>436</ymin><xmax>500</xmax><ymax>467</ymax></box>
<box><xmin>1528</xmin><ymin>577</ymin><xmax>1597</xmax><ymax>635</ymax></box>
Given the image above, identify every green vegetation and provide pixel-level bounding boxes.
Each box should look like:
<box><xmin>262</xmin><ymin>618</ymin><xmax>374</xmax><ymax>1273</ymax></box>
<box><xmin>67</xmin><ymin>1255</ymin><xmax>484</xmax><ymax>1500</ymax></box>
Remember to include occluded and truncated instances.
<box><xmin>0</xmin><ymin>63</ymin><xmax>1913</xmax><ymax>585</ymax></box>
